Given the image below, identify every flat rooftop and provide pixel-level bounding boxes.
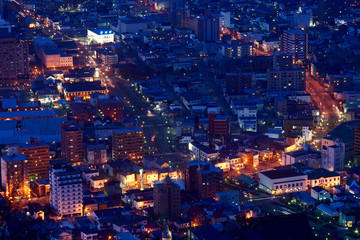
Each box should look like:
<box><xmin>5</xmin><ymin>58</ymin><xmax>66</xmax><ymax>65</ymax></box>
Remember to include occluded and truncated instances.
<box><xmin>260</xmin><ymin>169</ymin><xmax>306</xmax><ymax>180</ymax></box>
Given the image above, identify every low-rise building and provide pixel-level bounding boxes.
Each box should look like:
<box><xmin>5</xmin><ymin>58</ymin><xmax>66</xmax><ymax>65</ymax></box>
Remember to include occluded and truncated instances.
<box><xmin>86</xmin><ymin>144</ymin><xmax>107</xmax><ymax>166</ymax></box>
<box><xmin>87</xmin><ymin>28</ymin><xmax>114</xmax><ymax>44</ymax></box>
<box><xmin>215</xmin><ymin>191</ymin><xmax>239</xmax><ymax>208</ymax></box>
<box><xmin>311</xmin><ymin>186</ymin><xmax>331</xmax><ymax>201</ymax></box>
<box><xmin>188</xmin><ymin>142</ymin><xmax>219</xmax><ymax>161</ymax></box>
<box><xmin>259</xmin><ymin>168</ymin><xmax>307</xmax><ymax>194</ymax></box>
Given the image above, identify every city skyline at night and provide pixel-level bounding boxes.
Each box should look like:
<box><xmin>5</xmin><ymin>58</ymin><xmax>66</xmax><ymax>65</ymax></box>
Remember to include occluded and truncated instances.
<box><xmin>0</xmin><ymin>0</ymin><xmax>359</xmax><ymax>240</ymax></box>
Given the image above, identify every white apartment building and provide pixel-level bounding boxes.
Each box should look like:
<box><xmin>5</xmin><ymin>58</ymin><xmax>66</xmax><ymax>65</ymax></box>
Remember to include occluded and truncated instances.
<box><xmin>321</xmin><ymin>138</ymin><xmax>344</xmax><ymax>171</ymax></box>
<box><xmin>50</xmin><ymin>161</ymin><xmax>83</xmax><ymax>218</ymax></box>
<box><xmin>235</xmin><ymin>106</ymin><xmax>257</xmax><ymax>132</ymax></box>
<box><xmin>188</xmin><ymin>142</ymin><xmax>219</xmax><ymax>161</ymax></box>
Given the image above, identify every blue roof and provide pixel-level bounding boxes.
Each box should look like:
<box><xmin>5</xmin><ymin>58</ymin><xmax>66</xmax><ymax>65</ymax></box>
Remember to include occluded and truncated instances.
<box><xmin>0</xmin><ymin>109</ymin><xmax>57</xmax><ymax>118</ymax></box>
<box><xmin>2</xmin><ymin>154</ymin><xmax>28</xmax><ymax>162</ymax></box>
<box><xmin>34</xmin><ymin>38</ymin><xmax>56</xmax><ymax>47</ymax></box>
<box><xmin>0</xmin><ymin>117</ymin><xmax>66</xmax><ymax>145</ymax></box>
<box><xmin>0</xmin><ymin>120</ymin><xmax>17</xmax><ymax>130</ymax></box>
<box><xmin>113</xmin><ymin>126</ymin><xmax>143</xmax><ymax>133</ymax></box>
<box><xmin>2</xmin><ymin>98</ymin><xmax>17</xmax><ymax>108</ymax></box>
<box><xmin>89</xmin><ymin>27</ymin><xmax>113</xmax><ymax>35</ymax></box>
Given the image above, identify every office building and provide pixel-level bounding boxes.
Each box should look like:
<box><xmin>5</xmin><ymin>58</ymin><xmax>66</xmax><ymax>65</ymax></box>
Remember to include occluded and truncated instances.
<box><xmin>41</xmin><ymin>47</ymin><xmax>73</xmax><ymax>69</ymax></box>
<box><xmin>15</xmin><ymin>138</ymin><xmax>50</xmax><ymax>181</ymax></box>
<box><xmin>61</xmin><ymin>123</ymin><xmax>83</xmax><ymax>165</ymax></box>
<box><xmin>208</xmin><ymin>112</ymin><xmax>230</xmax><ymax>142</ymax></box>
<box><xmin>1</xmin><ymin>154</ymin><xmax>30</xmax><ymax>199</ymax></box>
<box><xmin>0</xmin><ymin>0</ymin><xmax>3</xmax><ymax>20</ymax></box>
<box><xmin>190</xmin><ymin>14</ymin><xmax>220</xmax><ymax>42</ymax></box>
<box><xmin>322</xmin><ymin>120</ymin><xmax>360</xmax><ymax>168</ymax></box>
<box><xmin>188</xmin><ymin>142</ymin><xmax>219</xmax><ymax>161</ymax></box>
<box><xmin>112</xmin><ymin>126</ymin><xmax>145</xmax><ymax>163</ymax></box>
<box><xmin>50</xmin><ymin>161</ymin><xmax>83</xmax><ymax>218</ymax></box>
<box><xmin>321</xmin><ymin>139</ymin><xmax>344</xmax><ymax>171</ymax></box>
<box><xmin>282</xmin><ymin>146</ymin><xmax>321</xmax><ymax>168</ymax></box>
<box><xmin>225</xmin><ymin>73</ymin><xmax>253</xmax><ymax>95</ymax></box>
<box><xmin>185</xmin><ymin>160</ymin><xmax>223</xmax><ymax>198</ymax></box>
<box><xmin>235</xmin><ymin>106</ymin><xmax>258</xmax><ymax>132</ymax></box>
<box><xmin>267</xmin><ymin>68</ymin><xmax>306</xmax><ymax>92</ymax></box>
<box><xmin>273</xmin><ymin>52</ymin><xmax>294</xmax><ymax>69</ymax></box>
<box><xmin>154</xmin><ymin>176</ymin><xmax>181</xmax><ymax>219</ymax></box>
<box><xmin>99</xmin><ymin>99</ymin><xmax>124</xmax><ymax>123</ymax></box>
<box><xmin>215</xmin><ymin>191</ymin><xmax>239</xmax><ymax>208</ymax></box>
<box><xmin>355</xmin><ymin>125</ymin><xmax>360</xmax><ymax>157</ymax></box>
<box><xmin>169</xmin><ymin>0</ymin><xmax>186</xmax><ymax>28</ymax></box>
<box><xmin>86</xmin><ymin>144</ymin><xmax>107</xmax><ymax>166</ymax></box>
<box><xmin>328</xmin><ymin>75</ymin><xmax>354</xmax><ymax>93</ymax></box>
<box><xmin>0</xmin><ymin>34</ymin><xmax>29</xmax><ymax>86</ymax></box>
<box><xmin>221</xmin><ymin>43</ymin><xmax>253</xmax><ymax>58</ymax></box>
<box><xmin>280</xmin><ymin>29</ymin><xmax>308</xmax><ymax>62</ymax></box>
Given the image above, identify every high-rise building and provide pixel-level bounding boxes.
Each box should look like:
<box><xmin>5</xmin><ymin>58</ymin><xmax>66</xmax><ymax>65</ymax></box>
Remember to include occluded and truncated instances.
<box><xmin>208</xmin><ymin>112</ymin><xmax>230</xmax><ymax>142</ymax></box>
<box><xmin>1</xmin><ymin>154</ymin><xmax>30</xmax><ymax>200</ymax></box>
<box><xmin>354</xmin><ymin>125</ymin><xmax>360</xmax><ymax>157</ymax></box>
<box><xmin>273</xmin><ymin>52</ymin><xmax>294</xmax><ymax>69</ymax></box>
<box><xmin>0</xmin><ymin>0</ymin><xmax>4</xmax><ymax>20</ymax></box>
<box><xmin>185</xmin><ymin>160</ymin><xmax>223</xmax><ymax>199</ymax></box>
<box><xmin>280</xmin><ymin>29</ymin><xmax>308</xmax><ymax>62</ymax></box>
<box><xmin>50</xmin><ymin>160</ymin><xmax>83</xmax><ymax>218</ymax></box>
<box><xmin>190</xmin><ymin>14</ymin><xmax>220</xmax><ymax>42</ymax></box>
<box><xmin>154</xmin><ymin>176</ymin><xmax>181</xmax><ymax>219</ymax></box>
<box><xmin>169</xmin><ymin>0</ymin><xmax>186</xmax><ymax>28</ymax></box>
<box><xmin>99</xmin><ymin>99</ymin><xmax>124</xmax><ymax>123</ymax></box>
<box><xmin>0</xmin><ymin>34</ymin><xmax>29</xmax><ymax>86</ymax></box>
<box><xmin>112</xmin><ymin>126</ymin><xmax>145</xmax><ymax>164</ymax></box>
<box><xmin>267</xmin><ymin>68</ymin><xmax>306</xmax><ymax>92</ymax></box>
<box><xmin>321</xmin><ymin>140</ymin><xmax>344</xmax><ymax>171</ymax></box>
<box><xmin>318</xmin><ymin>0</ymin><xmax>347</xmax><ymax>26</ymax></box>
<box><xmin>225</xmin><ymin>73</ymin><xmax>253</xmax><ymax>95</ymax></box>
<box><xmin>15</xmin><ymin>138</ymin><xmax>50</xmax><ymax>182</ymax></box>
<box><xmin>61</xmin><ymin>123</ymin><xmax>83</xmax><ymax>165</ymax></box>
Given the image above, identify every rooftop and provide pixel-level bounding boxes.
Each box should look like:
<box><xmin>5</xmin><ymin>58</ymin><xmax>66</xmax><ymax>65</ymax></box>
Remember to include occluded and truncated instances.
<box><xmin>112</xmin><ymin>126</ymin><xmax>143</xmax><ymax>134</ymax></box>
<box><xmin>0</xmin><ymin>109</ymin><xmax>57</xmax><ymax>119</ymax></box>
<box><xmin>260</xmin><ymin>169</ymin><xmax>306</xmax><ymax>180</ymax></box>
<box><xmin>323</xmin><ymin>120</ymin><xmax>360</xmax><ymax>143</ymax></box>
<box><xmin>88</xmin><ymin>27</ymin><xmax>114</xmax><ymax>35</ymax></box>
<box><xmin>2</xmin><ymin>154</ymin><xmax>28</xmax><ymax>162</ymax></box>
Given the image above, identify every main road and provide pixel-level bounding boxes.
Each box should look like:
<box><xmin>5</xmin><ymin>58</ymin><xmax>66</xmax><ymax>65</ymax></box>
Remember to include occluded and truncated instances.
<box><xmin>74</xmin><ymin>42</ymin><xmax>173</xmax><ymax>154</ymax></box>
<box><xmin>306</xmin><ymin>73</ymin><xmax>341</xmax><ymax>147</ymax></box>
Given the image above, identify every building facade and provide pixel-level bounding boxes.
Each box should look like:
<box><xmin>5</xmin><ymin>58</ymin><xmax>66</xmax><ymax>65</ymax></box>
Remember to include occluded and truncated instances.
<box><xmin>185</xmin><ymin>160</ymin><xmax>223</xmax><ymax>198</ymax></box>
<box><xmin>267</xmin><ymin>68</ymin><xmax>306</xmax><ymax>92</ymax></box>
<box><xmin>61</xmin><ymin>123</ymin><xmax>83</xmax><ymax>165</ymax></box>
<box><xmin>1</xmin><ymin>154</ymin><xmax>30</xmax><ymax>200</ymax></box>
<box><xmin>50</xmin><ymin>161</ymin><xmax>83</xmax><ymax>218</ymax></box>
<box><xmin>280</xmin><ymin>29</ymin><xmax>308</xmax><ymax>62</ymax></box>
<box><xmin>15</xmin><ymin>139</ymin><xmax>50</xmax><ymax>181</ymax></box>
<box><xmin>154</xmin><ymin>176</ymin><xmax>181</xmax><ymax>219</ymax></box>
<box><xmin>87</xmin><ymin>28</ymin><xmax>115</xmax><ymax>44</ymax></box>
<box><xmin>112</xmin><ymin>126</ymin><xmax>145</xmax><ymax>163</ymax></box>
<box><xmin>259</xmin><ymin>168</ymin><xmax>307</xmax><ymax>195</ymax></box>
<box><xmin>0</xmin><ymin>34</ymin><xmax>29</xmax><ymax>86</ymax></box>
